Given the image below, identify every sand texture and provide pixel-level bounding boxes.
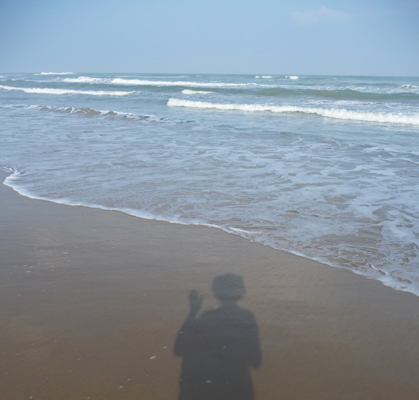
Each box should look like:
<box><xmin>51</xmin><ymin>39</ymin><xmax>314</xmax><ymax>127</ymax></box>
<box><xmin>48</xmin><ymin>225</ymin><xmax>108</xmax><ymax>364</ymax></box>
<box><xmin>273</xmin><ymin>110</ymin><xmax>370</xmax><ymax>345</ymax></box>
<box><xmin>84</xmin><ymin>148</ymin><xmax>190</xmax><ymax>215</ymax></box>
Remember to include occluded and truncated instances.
<box><xmin>1</xmin><ymin>171</ymin><xmax>419</xmax><ymax>399</ymax></box>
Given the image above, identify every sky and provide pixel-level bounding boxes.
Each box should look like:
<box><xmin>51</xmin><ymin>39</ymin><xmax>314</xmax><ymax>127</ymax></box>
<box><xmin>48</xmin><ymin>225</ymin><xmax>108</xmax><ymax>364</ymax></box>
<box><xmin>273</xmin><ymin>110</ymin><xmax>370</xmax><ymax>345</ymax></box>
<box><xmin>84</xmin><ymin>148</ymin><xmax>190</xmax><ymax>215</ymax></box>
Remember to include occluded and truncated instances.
<box><xmin>0</xmin><ymin>0</ymin><xmax>418</xmax><ymax>76</ymax></box>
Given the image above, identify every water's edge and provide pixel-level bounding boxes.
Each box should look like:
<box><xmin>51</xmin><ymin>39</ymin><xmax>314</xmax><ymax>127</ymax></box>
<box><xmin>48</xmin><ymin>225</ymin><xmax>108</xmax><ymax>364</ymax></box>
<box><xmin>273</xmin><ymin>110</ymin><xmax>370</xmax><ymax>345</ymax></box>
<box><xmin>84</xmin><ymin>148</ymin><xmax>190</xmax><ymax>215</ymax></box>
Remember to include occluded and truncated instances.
<box><xmin>3</xmin><ymin>167</ymin><xmax>415</xmax><ymax>298</ymax></box>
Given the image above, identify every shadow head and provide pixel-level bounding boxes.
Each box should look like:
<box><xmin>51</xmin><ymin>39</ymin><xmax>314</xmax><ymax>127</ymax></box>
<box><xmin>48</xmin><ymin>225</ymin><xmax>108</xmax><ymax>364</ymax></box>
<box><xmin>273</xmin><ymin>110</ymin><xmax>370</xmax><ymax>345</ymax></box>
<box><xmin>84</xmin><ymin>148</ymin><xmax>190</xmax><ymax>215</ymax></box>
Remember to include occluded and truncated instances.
<box><xmin>212</xmin><ymin>273</ymin><xmax>245</xmax><ymax>302</ymax></box>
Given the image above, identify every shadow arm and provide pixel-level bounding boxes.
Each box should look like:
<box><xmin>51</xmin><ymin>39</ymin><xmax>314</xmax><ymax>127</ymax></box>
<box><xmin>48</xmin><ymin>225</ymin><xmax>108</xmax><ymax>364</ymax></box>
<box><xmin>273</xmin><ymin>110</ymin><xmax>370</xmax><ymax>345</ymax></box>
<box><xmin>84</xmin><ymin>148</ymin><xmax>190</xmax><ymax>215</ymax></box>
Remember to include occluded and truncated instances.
<box><xmin>173</xmin><ymin>290</ymin><xmax>202</xmax><ymax>356</ymax></box>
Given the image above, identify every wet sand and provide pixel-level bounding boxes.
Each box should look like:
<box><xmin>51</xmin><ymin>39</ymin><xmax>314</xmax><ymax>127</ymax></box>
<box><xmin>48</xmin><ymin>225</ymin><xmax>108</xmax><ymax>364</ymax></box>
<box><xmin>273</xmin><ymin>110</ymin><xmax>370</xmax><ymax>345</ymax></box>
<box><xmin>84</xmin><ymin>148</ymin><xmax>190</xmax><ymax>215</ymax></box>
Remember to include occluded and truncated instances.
<box><xmin>1</xmin><ymin>170</ymin><xmax>419</xmax><ymax>400</ymax></box>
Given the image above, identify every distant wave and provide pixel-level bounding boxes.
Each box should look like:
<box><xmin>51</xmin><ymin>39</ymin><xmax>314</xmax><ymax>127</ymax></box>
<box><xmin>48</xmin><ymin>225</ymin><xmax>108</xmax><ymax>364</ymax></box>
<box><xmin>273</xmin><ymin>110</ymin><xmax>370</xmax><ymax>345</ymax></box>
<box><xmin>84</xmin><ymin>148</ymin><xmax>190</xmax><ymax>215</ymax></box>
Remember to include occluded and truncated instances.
<box><xmin>139</xmin><ymin>75</ymin><xmax>188</xmax><ymax>79</ymax></box>
<box><xmin>63</xmin><ymin>76</ymin><xmax>104</xmax><ymax>83</ymax></box>
<box><xmin>63</xmin><ymin>76</ymin><xmax>265</xmax><ymax>88</ymax></box>
<box><xmin>61</xmin><ymin>76</ymin><xmax>419</xmax><ymax>96</ymax></box>
<box><xmin>37</xmin><ymin>72</ymin><xmax>74</xmax><ymax>75</ymax></box>
<box><xmin>168</xmin><ymin>98</ymin><xmax>419</xmax><ymax>125</ymax></box>
<box><xmin>0</xmin><ymin>85</ymin><xmax>133</xmax><ymax>96</ymax></box>
<box><xmin>118</xmin><ymin>75</ymin><xmax>187</xmax><ymax>79</ymax></box>
<box><xmin>182</xmin><ymin>89</ymin><xmax>213</xmax><ymax>94</ymax></box>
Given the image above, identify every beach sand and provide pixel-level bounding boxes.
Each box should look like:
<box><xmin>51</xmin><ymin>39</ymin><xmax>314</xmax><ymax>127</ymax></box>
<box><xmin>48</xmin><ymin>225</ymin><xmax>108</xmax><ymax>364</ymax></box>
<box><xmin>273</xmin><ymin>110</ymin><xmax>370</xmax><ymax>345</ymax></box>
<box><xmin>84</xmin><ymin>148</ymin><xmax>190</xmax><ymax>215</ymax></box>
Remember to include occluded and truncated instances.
<box><xmin>1</xmin><ymin>170</ymin><xmax>419</xmax><ymax>399</ymax></box>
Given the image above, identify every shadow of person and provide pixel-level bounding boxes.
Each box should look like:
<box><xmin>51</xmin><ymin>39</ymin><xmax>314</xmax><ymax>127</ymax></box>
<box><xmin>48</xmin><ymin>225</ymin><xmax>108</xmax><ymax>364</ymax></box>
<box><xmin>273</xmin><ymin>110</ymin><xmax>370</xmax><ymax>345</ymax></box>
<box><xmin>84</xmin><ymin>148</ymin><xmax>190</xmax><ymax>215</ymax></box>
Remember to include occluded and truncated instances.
<box><xmin>174</xmin><ymin>274</ymin><xmax>261</xmax><ymax>400</ymax></box>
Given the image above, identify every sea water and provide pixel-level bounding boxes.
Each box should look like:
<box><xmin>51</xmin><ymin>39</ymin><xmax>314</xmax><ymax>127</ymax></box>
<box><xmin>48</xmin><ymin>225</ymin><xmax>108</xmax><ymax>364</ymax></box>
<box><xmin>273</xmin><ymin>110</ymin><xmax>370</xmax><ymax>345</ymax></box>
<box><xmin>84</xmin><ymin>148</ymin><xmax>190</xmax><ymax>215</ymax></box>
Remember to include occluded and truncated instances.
<box><xmin>1</xmin><ymin>73</ymin><xmax>418</xmax><ymax>294</ymax></box>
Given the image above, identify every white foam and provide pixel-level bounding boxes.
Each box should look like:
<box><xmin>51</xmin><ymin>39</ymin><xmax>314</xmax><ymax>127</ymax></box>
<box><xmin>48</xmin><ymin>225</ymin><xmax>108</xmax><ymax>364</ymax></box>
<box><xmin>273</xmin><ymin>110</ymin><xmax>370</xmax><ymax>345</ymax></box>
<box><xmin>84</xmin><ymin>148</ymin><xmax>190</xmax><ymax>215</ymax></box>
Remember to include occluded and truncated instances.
<box><xmin>111</xmin><ymin>78</ymin><xmax>260</xmax><ymax>88</ymax></box>
<box><xmin>37</xmin><ymin>72</ymin><xmax>74</xmax><ymax>75</ymax></box>
<box><xmin>261</xmin><ymin>76</ymin><xmax>273</xmax><ymax>79</ymax></box>
<box><xmin>119</xmin><ymin>75</ymin><xmax>187</xmax><ymax>79</ymax></box>
<box><xmin>286</xmin><ymin>76</ymin><xmax>299</xmax><ymax>80</ymax></box>
<box><xmin>3</xmin><ymin>170</ymin><xmax>195</xmax><ymax>228</ymax></box>
<box><xmin>167</xmin><ymin>98</ymin><xmax>419</xmax><ymax>125</ymax></box>
<box><xmin>63</xmin><ymin>76</ymin><xmax>263</xmax><ymax>88</ymax></box>
<box><xmin>63</xmin><ymin>76</ymin><xmax>106</xmax><ymax>83</ymax></box>
<box><xmin>182</xmin><ymin>89</ymin><xmax>213</xmax><ymax>95</ymax></box>
<box><xmin>0</xmin><ymin>85</ymin><xmax>133</xmax><ymax>96</ymax></box>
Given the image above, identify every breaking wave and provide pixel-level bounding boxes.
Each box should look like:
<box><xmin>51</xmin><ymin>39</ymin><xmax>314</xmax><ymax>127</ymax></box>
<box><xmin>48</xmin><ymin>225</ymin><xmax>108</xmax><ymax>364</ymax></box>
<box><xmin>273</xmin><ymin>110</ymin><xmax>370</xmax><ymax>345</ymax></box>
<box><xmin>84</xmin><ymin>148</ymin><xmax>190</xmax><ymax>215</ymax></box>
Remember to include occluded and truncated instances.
<box><xmin>1</xmin><ymin>104</ymin><xmax>165</xmax><ymax>122</ymax></box>
<box><xmin>0</xmin><ymin>85</ymin><xmax>134</xmax><ymax>96</ymax></box>
<box><xmin>167</xmin><ymin>98</ymin><xmax>419</xmax><ymax>125</ymax></box>
<box><xmin>37</xmin><ymin>72</ymin><xmax>74</xmax><ymax>75</ymax></box>
<box><xmin>63</xmin><ymin>76</ymin><xmax>265</xmax><ymax>88</ymax></box>
<box><xmin>63</xmin><ymin>76</ymin><xmax>105</xmax><ymax>83</ymax></box>
<box><xmin>182</xmin><ymin>89</ymin><xmax>213</xmax><ymax>95</ymax></box>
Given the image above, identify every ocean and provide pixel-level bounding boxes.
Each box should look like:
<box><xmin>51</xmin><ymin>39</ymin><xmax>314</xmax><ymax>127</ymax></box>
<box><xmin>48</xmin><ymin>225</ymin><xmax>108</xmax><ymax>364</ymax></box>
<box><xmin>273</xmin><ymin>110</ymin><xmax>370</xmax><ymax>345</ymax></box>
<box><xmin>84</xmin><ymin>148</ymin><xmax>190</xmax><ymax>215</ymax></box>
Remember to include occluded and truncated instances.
<box><xmin>1</xmin><ymin>72</ymin><xmax>418</xmax><ymax>295</ymax></box>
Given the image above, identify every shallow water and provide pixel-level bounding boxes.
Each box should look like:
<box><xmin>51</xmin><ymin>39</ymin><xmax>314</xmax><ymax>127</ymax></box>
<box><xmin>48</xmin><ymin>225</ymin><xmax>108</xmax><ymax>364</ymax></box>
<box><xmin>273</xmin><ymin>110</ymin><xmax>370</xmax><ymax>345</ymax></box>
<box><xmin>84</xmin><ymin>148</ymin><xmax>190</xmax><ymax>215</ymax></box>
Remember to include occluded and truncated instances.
<box><xmin>1</xmin><ymin>72</ymin><xmax>418</xmax><ymax>294</ymax></box>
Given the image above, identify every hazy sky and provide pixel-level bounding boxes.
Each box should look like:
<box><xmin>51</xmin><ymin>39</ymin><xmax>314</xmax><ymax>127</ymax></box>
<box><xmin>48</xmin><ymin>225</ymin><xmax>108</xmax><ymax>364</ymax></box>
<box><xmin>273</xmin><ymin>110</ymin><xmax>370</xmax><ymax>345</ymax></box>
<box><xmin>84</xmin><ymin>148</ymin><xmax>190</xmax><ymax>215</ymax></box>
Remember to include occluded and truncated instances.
<box><xmin>1</xmin><ymin>0</ymin><xmax>418</xmax><ymax>76</ymax></box>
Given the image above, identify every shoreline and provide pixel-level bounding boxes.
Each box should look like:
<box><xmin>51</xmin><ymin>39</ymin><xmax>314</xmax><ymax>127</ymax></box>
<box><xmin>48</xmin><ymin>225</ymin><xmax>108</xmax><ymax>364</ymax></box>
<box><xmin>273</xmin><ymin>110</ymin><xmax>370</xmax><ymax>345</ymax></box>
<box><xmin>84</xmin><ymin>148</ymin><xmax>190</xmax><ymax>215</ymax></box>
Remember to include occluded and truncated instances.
<box><xmin>1</xmin><ymin>170</ymin><xmax>419</xmax><ymax>399</ymax></box>
<box><xmin>4</xmin><ymin>169</ymin><xmax>415</xmax><ymax>297</ymax></box>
